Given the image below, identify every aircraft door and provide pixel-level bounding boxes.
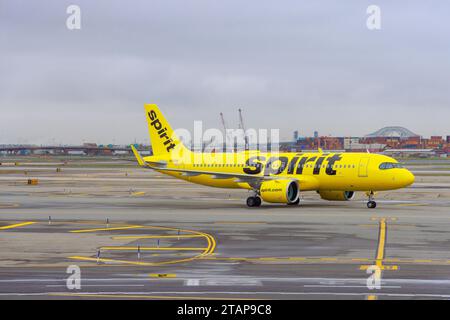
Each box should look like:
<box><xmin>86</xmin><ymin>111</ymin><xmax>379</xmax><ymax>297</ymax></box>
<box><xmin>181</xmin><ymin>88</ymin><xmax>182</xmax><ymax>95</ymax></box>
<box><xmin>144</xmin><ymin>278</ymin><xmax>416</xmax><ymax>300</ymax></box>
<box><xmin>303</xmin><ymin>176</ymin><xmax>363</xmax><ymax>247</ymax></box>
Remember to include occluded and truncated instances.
<box><xmin>358</xmin><ymin>157</ymin><xmax>370</xmax><ymax>177</ymax></box>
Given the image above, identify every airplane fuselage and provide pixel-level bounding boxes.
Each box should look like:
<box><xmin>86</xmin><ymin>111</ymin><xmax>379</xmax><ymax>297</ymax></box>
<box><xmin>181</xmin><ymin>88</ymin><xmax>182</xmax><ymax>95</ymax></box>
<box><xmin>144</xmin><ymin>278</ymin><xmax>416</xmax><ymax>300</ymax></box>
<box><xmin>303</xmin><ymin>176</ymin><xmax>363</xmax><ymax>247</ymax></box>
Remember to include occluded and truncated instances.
<box><xmin>145</xmin><ymin>151</ymin><xmax>414</xmax><ymax>192</ymax></box>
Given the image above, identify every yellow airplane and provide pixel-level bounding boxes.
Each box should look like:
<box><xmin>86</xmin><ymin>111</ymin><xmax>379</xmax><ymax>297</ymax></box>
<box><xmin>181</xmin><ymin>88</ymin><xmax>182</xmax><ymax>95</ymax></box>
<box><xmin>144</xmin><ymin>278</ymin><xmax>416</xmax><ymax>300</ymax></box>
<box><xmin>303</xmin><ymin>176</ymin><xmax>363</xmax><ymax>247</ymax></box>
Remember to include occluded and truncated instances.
<box><xmin>131</xmin><ymin>104</ymin><xmax>415</xmax><ymax>209</ymax></box>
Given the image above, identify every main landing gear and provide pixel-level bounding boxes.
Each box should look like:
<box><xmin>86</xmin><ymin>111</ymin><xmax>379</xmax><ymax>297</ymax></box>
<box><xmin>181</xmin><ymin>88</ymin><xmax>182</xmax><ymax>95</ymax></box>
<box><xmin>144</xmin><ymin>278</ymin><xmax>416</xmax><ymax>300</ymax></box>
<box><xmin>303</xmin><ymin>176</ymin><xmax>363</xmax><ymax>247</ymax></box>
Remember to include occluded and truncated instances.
<box><xmin>246</xmin><ymin>196</ymin><xmax>262</xmax><ymax>207</ymax></box>
<box><xmin>367</xmin><ymin>191</ymin><xmax>377</xmax><ymax>209</ymax></box>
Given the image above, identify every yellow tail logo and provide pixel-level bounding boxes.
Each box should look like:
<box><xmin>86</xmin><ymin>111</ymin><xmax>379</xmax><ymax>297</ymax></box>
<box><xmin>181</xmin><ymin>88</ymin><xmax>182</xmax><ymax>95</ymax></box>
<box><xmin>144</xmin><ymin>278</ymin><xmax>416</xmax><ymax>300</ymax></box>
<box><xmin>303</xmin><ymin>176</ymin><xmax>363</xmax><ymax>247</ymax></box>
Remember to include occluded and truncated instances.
<box><xmin>144</xmin><ymin>104</ymin><xmax>189</xmax><ymax>157</ymax></box>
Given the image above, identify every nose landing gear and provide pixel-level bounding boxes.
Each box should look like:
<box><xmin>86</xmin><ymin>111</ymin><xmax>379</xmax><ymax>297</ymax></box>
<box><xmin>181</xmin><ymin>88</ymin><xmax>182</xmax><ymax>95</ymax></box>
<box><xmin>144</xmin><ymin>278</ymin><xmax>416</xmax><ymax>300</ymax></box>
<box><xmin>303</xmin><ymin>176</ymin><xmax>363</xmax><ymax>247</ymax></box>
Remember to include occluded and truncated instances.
<box><xmin>367</xmin><ymin>191</ymin><xmax>377</xmax><ymax>209</ymax></box>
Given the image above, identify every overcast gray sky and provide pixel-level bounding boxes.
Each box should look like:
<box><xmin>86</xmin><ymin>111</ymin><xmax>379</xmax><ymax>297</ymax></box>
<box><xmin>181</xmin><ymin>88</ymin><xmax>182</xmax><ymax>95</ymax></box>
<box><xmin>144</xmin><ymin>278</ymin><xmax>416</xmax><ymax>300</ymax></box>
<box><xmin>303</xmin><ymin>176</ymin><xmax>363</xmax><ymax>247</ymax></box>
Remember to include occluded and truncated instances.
<box><xmin>1</xmin><ymin>0</ymin><xmax>449</xmax><ymax>144</ymax></box>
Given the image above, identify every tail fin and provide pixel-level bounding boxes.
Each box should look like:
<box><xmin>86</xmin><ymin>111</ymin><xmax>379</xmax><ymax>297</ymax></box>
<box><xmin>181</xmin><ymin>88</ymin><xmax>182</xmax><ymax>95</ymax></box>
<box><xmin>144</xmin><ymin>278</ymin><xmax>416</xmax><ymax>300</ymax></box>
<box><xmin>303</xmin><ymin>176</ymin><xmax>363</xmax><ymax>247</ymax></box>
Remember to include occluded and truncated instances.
<box><xmin>144</xmin><ymin>104</ymin><xmax>190</xmax><ymax>157</ymax></box>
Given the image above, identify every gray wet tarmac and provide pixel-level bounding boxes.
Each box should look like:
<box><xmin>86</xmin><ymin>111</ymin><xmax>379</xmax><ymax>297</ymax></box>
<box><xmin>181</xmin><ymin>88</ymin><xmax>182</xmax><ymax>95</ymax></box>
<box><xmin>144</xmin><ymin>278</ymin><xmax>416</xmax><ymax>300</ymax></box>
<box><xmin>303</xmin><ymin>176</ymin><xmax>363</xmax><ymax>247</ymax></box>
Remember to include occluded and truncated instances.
<box><xmin>1</xmin><ymin>159</ymin><xmax>450</xmax><ymax>299</ymax></box>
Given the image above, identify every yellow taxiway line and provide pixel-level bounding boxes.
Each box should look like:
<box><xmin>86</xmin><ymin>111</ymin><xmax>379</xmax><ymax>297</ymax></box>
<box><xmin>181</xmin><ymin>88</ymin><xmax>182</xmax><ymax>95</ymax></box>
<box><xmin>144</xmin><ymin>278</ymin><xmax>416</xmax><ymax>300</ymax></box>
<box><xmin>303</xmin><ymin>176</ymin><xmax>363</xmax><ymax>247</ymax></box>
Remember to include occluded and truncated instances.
<box><xmin>360</xmin><ymin>218</ymin><xmax>398</xmax><ymax>271</ymax></box>
<box><xmin>130</xmin><ymin>191</ymin><xmax>146</xmax><ymax>196</ymax></box>
<box><xmin>112</xmin><ymin>234</ymin><xmax>204</xmax><ymax>240</ymax></box>
<box><xmin>149</xmin><ymin>273</ymin><xmax>177</xmax><ymax>278</ymax></box>
<box><xmin>100</xmin><ymin>246</ymin><xmax>207</xmax><ymax>251</ymax></box>
<box><xmin>376</xmin><ymin>218</ymin><xmax>387</xmax><ymax>266</ymax></box>
<box><xmin>69</xmin><ymin>255</ymin><xmax>205</xmax><ymax>266</ymax></box>
<box><xmin>68</xmin><ymin>223</ymin><xmax>217</xmax><ymax>266</ymax></box>
<box><xmin>0</xmin><ymin>221</ymin><xmax>35</xmax><ymax>230</ymax></box>
<box><xmin>70</xmin><ymin>225</ymin><xmax>142</xmax><ymax>233</ymax></box>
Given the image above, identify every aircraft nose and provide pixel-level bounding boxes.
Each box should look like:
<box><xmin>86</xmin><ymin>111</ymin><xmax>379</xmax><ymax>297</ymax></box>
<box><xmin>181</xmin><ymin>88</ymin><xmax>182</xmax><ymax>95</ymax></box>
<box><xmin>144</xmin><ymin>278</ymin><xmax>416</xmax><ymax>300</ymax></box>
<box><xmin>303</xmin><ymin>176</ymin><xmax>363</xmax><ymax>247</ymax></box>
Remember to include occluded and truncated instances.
<box><xmin>403</xmin><ymin>170</ymin><xmax>415</xmax><ymax>187</ymax></box>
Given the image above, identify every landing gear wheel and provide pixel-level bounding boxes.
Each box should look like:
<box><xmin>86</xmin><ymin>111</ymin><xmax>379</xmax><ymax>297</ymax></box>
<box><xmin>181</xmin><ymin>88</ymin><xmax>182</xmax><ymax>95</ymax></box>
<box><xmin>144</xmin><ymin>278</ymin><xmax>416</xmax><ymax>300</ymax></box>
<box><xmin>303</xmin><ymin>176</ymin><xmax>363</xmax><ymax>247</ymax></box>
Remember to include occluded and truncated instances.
<box><xmin>366</xmin><ymin>191</ymin><xmax>377</xmax><ymax>209</ymax></box>
<box><xmin>246</xmin><ymin>196</ymin><xmax>261</xmax><ymax>207</ymax></box>
<box><xmin>367</xmin><ymin>201</ymin><xmax>377</xmax><ymax>209</ymax></box>
<box><xmin>288</xmin><ymin>198</ymin><xmax>300</xmax><ymax>205</ymax></box>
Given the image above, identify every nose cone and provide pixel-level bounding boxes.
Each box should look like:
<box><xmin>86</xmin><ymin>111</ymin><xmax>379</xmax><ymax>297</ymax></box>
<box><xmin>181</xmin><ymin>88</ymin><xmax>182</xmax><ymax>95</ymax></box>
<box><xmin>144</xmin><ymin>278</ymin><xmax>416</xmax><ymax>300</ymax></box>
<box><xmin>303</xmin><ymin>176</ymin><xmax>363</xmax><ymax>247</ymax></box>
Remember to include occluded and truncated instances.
<box><xmin>403</xmin><ymin>170</ymin><xmax>415</xmax><ymax>187</ymax></box>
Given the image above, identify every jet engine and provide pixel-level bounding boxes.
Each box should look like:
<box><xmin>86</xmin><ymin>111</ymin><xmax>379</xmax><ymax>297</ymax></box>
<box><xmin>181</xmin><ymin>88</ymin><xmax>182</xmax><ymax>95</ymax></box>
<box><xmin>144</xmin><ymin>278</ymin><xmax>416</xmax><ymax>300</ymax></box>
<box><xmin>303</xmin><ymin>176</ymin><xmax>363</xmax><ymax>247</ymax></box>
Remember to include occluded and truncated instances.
<box><xmin>260</xmin><ymin>180</ymin><xmax>299</xmax><ymax>204</ymax></box>
<box><xmin>318</xmin><ymin>191</ymin><xmax>355</xmax><ymax>201</ymax></box>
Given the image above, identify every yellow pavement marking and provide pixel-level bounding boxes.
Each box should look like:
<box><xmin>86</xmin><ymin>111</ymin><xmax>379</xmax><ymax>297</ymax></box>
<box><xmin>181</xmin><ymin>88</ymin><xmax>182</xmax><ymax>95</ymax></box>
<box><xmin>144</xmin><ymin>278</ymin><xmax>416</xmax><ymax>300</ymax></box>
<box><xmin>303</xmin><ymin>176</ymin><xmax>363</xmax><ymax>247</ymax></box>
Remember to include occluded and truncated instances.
<box><xmin>112</xmin><ymin>234</ymin><xmax>203</xmax><ymax>240</ymax></box>
<box><xmin>367</xmin><ymin>295</ymin><xmax>378</xmax><ymax>300</ymax></box>
<box><xmin>360</xmin><ymin>218</ymin><xmax>398</xmax><ymax>271</ymax></box>
<box><xmin>383</xmin><ymin>265</ymin><xmax>398</xmax><ymax>270</ymax></box>
<box><xmin>320</xmin><ymin>258</ymin><xmax>338</xmax><ymax>261</ymax></box>
<box><xmin>413</xmin><ymin>259</ymin><xmax>433</xmax><ymax>263</ymax></box>
<box><xmin>69</xmin><ymin>255</ymin><xmax>203</xmax><ymax>266</ymax></box>
<box><xmin>288</xmin><ymin>257</ymin><xmax>306</xmax><ymax>261</ymax></box>
<box><xmin>376</xmin><ymin>218</ymin><xmax>386</xmax><ymax>265</ymax></box>
<box><xmin>200</xmin><ymin>256</ymin><xmax>375</xmax><ymax>265</ymax></box>
<box><xmin>131</xmin><ymin>191</ymin><xmax>146</xmax><ymax>196</ymax></box>
<box><xmin>49</xmin><ymin>293</ymin><xmax>253</xmax><ymax>300</ymax></box>
<box><xmin>359</xmin><ymin>265</ymin><xmax>398</xmax><ymax>271</ymax></box>
<box><xmin>132</xmin><ymin>225</ymin><xmax>216</xmax><ymax>256</ymax></box>
<box><xmin>100</xmin><ymin>246</ymin><xmax>206</xmax><ymax>251</ymax></box>
<box><xmin>70</xmin><ymin>225</ymin><xmax>142</xmax><ymax>233</ymax></box>
<box><xmin>0</xmin><ymin>221</ymin><xmax>35</xmax><ymax>230</ymax></box>
<box><xmin>351</xmin><ymin>258</ymin><xmax>370</xmax><ymax>262</ymax></box>
<box><xmin>68</xmin><ymin>223</ymin><xmax>216</xmax><ymax>266</ymax></box>
<box><xmin>149</xmin><ymin>273</ymin><xmax>177</xmax><ymax>278</ymax></box>
<box><xmin>394</xmin><ymin>203</ymin><xmax>427</xmax><ymax>207</ymax></box>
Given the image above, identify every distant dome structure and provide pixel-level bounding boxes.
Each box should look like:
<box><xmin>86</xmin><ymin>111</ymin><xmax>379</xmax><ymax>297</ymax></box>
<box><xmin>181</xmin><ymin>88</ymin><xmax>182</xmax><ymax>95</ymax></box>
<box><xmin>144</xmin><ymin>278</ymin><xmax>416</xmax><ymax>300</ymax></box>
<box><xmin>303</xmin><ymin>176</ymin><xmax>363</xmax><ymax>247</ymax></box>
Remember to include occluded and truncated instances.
<box><xmin>365</xmin><ymin>126</ymin><xmax>420</xmax><ymax>138</ymax></box>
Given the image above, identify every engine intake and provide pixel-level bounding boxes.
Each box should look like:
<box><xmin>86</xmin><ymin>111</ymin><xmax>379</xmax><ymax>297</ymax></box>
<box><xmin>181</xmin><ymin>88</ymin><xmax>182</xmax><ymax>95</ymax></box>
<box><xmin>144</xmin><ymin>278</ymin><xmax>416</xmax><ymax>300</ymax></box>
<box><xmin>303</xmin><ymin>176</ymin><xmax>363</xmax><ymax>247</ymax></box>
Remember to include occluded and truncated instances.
<box><xmin>260</xmin><ymin>180</ymin><xmax>299</xmax><ymax>204</ymax></box>
<box><xmin>318</xmin><ymin>191</ymin><xmax>355</xmax><ymax>201</ymax></box>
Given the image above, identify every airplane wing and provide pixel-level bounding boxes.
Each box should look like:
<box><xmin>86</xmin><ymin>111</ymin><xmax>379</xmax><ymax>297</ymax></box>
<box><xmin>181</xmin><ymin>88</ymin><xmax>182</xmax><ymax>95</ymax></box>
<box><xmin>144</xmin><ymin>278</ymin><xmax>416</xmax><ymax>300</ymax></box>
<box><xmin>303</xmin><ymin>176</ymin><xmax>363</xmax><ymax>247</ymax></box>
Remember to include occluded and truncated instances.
<box><xmin>131</xmin><ymin>146</ymin><xmax>312</xmax><ymax>187</ymax></box>
<box><xmin>151</xmin><ymin>166</ymin><xmax>319</xmax><ymax>191</ymax></box>
<box><xmin>152</xmin><ymin>166</ymin><xmax>268</xmax><ymax>183</ymax></box>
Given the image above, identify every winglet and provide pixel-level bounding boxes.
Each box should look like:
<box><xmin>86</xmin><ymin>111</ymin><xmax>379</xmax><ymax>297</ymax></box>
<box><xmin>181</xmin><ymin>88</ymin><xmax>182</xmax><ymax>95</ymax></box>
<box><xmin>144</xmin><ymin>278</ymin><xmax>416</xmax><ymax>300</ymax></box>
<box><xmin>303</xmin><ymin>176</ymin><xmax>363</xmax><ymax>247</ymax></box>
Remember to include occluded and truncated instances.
<box><xmin>131</xmin><ymin>145</ymin><xmax>146</xmax><ymax>166</ymax></box>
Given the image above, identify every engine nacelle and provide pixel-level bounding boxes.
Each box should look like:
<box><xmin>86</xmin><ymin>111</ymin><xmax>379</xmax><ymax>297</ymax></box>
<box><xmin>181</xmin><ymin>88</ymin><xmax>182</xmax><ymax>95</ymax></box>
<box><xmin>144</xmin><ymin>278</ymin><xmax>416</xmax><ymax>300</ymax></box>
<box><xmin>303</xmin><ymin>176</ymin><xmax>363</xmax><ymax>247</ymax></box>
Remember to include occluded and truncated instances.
<box><xmin>260</xmin><ymin>180</ymin><xmax>299</xmax><ymax>204</ymax></box>
<box><xmin>318</xmin><ymin>191</ymin><xmax>355</xmax><ymax>201</ymax></box>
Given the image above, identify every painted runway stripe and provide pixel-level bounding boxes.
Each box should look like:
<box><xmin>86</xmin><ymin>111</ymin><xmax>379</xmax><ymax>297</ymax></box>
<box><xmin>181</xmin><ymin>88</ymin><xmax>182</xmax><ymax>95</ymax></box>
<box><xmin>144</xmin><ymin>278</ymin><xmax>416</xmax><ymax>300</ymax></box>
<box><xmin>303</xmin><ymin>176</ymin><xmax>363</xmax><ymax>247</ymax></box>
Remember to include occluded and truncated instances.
<box><xmin>0</xmin><ymin>221</ymin><xmax>35</xmax><ymax>230</ymax></box>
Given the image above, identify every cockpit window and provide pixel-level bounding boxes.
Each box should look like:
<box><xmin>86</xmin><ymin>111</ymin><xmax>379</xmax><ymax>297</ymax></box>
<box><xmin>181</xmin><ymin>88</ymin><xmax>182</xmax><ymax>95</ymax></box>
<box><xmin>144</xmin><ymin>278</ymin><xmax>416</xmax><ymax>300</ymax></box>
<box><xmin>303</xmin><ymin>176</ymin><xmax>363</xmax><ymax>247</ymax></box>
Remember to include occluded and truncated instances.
<box><xmin>379</xmin><ymin>162</ymin><xmax>403</xmax><ymax>170</ymax></box>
